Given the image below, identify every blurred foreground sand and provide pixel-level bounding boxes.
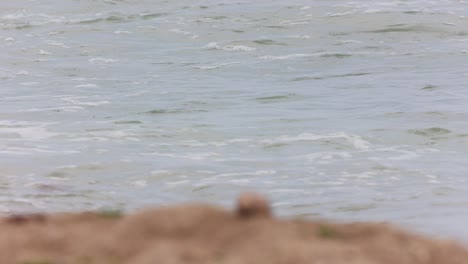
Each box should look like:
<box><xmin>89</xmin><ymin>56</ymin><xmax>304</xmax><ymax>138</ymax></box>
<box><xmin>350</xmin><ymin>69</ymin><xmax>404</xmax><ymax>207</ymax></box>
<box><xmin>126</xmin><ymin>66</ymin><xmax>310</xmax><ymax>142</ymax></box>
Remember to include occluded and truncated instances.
<box><xmin>1</xmin><ymin>193</ymin><xmax>467</xmax><ymax>264</ymax></box>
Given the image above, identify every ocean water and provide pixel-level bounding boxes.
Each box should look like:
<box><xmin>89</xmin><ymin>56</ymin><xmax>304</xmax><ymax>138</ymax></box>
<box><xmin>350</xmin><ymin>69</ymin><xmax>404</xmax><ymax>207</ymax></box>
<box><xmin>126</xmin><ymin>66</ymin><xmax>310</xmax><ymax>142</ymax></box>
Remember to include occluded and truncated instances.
<box><xmin>2</xmin><ymin>0</ymin><xmax>468</xmax><ymax>242</ymax></box>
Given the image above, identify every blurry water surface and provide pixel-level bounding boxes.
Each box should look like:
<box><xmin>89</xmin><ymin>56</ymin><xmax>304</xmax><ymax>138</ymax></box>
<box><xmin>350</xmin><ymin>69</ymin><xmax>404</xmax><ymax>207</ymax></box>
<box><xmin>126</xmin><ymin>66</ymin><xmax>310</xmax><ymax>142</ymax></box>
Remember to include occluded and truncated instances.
<box><xmin>2</xmin><ymin>0</ymin><xmax>468</xmax><ymax>242</ymax></box>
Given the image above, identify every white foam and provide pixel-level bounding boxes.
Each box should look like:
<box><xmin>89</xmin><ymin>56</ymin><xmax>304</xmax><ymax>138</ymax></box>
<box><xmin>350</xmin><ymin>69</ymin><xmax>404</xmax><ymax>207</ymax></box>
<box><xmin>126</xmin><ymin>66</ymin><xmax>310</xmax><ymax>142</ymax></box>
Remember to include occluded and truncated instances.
<box><xmin>306</xmin><ymin>152</ymin><xmax>352</xmax><ymax>162</ymax></box>
<box><xmin>20</xmin><ymin>82</ymin><xmax>39</xmax><ymax>86</ymax></box>
<box><xmin>204</xmin><ymin>42</ymin><xmax>256</xmax><ymax>52</ymax></box>
<box><xmin>259</xmin><ymin>53</ymin><xmax>314</xmax><ymax>60</ymax></box>
<box><xmin>61</xmin><ymin>97</ymin><xmax>110</xmax><ymax>106</ymax></box>
<box><xmin>69</xmin><ymin>130</ymin><xmax>139</xmax><ymax>142</ymax></box>
<box><xmin>0</xmin><ymin>121</ymin><xmax>60</xmax><ymax>141</ymax></box>
<box><xmin>194</xmin><ymin>65</ymin><xmax>224</xmax><ymax>70</ymax></box>
<box><xmin>88</xmin><ymin>58</ymin><xmax>118</xmax><ymax>64</ymax></box>
<box><xmin>204</xmin><ymin>42</ymin><xmax>220</xmax><ymax>50</ymax></box>
<box><xmin>387</xmin><ymin>149</ymin><xmax>420</xmax><ymax>160</ymax></box>
<box><xmin>74</xmin><ymin>83</ymin><xmax>98</xmax><ymax>88</ymax></box>
<box><xmin>168</xmin><ymin>28</ymin><xmax>192</xmax><ymax>35</ymax></box>
<box><xmin>287</xmin><ymin>35</ymin><xmax>311</xmax><ymax>39</ymax></box>
<box><xmin>150</xmin><ymin>170</ymin><xmax>171</xmax><ymax>175</ymax></box>
<box><xmin>280</xmin><ymin>19</ymin><xmax>310</xmax><ymax>25</ymax></box>
<box><xmin>194</xmin><ymin>62</ymin><xmax>239</xmax><ymax>70</ymax></box>
<box><xmin>223</xmin><ymin>45</ymin><xmax>256</xmax><ymax>52</ymax></box>
<box><xmin>166</xmin><ymin>180</ymin><xmax>190</xmax><ymax>186</ymax></box>
<box><xmin>341</xmin><ymin>171</ymin><xmax>377</xmax><ymax>179</ymax></box>
<box><xmin>326</xmin><ymin>11</ymin><xmax>357</xmax><ymax>17</ymax></box>
<box><xmin>132</xmin><ymin>180</ymin><xmax>147</xmax><ymax>187</ymax></box>
<box><xmin>340</xmin><ymin>40</ymin><xmax>362</xmax><ymax>44</ymax></box>
<box><xmin>47</xmin><ymin>41</ymin><xmax>70</xmax><ymax>48</ymax></box>
<box><xmin>149</xmin><ymin>152</ymin><xmax>220</xmax><ymax>161</ymax></box>
<box><xmin>114</xmin><ymin>30</ymin><xmax>131</xmax><ymax>34</ymax></box>
<box><xmin>16</xmin><ymin>70</ymin><xmax>30</xmax><ymax>76</ymax></box>
<box><xmin>38</xmin><ymin>50</ymin><xmax>52</xmax><ymax>55</ymax></box>
<box><xmin>262</xmin><ymin>132</ymin><xmax>371</xmax><ymax>150</ymax></box>
<box><xmin>227</xmin><ymin>138</ymin><xmax>251</xmax><ymax>143</ymax></box>
<box><xmin>21</xmin><ymin>106</ymin><xmax>85</xmax><ymax>112</ymax></box>
<box><xmin>230</xmin><ymin>179</ymin><xmax>250</xmax><ymax>184</ymax></box>
<box><xmin>216</xmin><ymin>170</ymin><xmax>276</xmax><ymax>178</ymax></box>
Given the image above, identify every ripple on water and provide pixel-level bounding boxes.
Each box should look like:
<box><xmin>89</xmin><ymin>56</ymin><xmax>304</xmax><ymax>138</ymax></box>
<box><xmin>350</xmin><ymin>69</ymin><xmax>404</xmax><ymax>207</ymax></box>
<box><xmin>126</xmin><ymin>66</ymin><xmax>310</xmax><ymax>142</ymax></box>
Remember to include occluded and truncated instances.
<box><xmin>408</xmin><ymin>127</ymin><xmax>452</xmax><ymax>137</ymax></box>
<box><xmin>254</xmin><ymin>94</ymin><xmax>301</xmax><ymax>104</ymax></box>
<box><xmin>291</xmin><ymin>72</ymin><xmax>371</xmax><ymax>81</ymax></box>
<box><xmin>261</xmin><ymin>132</ymin><xmax>371</xmax><ymax>150</ymax></box>
<box><xmin>252</xmin><ymin>39</ymin><xmax>287</xmax><ymax>46</ymax></box>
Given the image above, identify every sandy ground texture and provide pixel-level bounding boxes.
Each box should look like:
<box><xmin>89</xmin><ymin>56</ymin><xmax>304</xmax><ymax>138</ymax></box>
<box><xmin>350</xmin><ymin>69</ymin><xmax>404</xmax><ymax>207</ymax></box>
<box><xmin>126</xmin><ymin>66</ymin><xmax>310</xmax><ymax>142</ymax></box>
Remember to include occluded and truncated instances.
<box><xmin>1</xmin><ymin>193</ymin><xmax>467</xmax><ymax>264</ymax></box>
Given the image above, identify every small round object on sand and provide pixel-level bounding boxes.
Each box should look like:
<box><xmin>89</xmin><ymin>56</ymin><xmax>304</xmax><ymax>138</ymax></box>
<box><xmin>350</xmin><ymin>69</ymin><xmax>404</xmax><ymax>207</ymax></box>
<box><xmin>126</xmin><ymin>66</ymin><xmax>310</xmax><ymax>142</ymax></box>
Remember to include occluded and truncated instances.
<box><xmin>236</xmin><ymin>192</ymin><xmax>272</xmax><ymax>218</ymax></box>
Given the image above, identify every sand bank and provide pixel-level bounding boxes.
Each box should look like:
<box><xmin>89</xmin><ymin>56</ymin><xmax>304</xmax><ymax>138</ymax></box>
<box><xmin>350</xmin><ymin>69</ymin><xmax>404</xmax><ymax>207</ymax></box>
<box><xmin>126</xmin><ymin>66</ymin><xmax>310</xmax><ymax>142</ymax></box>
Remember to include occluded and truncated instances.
<box><xmin>1</xmin><ymin>193</ymin><xmax>467</xmax><ymax>264</ymax></box>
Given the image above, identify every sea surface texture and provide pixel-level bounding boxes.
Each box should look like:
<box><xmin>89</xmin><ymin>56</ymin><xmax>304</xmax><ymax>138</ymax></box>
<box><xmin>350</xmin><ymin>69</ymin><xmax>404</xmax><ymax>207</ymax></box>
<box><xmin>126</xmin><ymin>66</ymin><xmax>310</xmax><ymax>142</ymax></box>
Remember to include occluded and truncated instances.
<box><xmin>1</xmin><ymin>0</ymin><xmax>468</xmax><ymax>242</ymax></box>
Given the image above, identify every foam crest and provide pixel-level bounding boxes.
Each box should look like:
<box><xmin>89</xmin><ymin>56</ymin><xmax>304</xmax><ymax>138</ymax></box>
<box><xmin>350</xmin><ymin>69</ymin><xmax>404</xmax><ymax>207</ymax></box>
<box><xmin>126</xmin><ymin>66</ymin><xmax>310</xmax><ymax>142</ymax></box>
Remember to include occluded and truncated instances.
<box><xmin>194</xmin><ymin>62</ymin><xmax>239</xmax><ymax>70</ymax></box>
<box><xmin>259</xmin><ymin>54</ymin><xmax>314</xmax><ymax>60</ymax></box>
<box><xmin>204</xmin><ymin>42</ymin><xmax>256</xmax><ymax>52</ymax></box>
<box><xmin>262</xmin><ymin>132</ymin><xmax>371</xmax><ymax>150</ymax></box>
<box><xmin>88</xmin><ymin>58</ymin><xmax>118</xmax><ymax>64</ymax></box>
<box><xmin>0</xmin><ymin>121</ymin><xmax>60</xmax><ymax>141</ymax></box>
<box><xmin>148</xmin><ymin>152</ymin><xmax>220</xmax><ymax>161</ymax></box>
<box><xmin>305</xmin><ymin>152</ymin><xmax>352</xmax><ymax>163</ymax></box>
<box><xmin>61</xmin><ymin>97</ymin><xmax>110</xmax><ymax>107</ymax></box>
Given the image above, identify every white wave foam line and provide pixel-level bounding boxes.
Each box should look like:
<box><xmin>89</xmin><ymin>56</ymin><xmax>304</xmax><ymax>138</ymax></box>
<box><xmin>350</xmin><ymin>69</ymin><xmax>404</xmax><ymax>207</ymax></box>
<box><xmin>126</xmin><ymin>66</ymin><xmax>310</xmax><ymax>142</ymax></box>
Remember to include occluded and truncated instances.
<box><xmin>168</xmin><ymin>28</ymin><xmax>198</xmax><ymax>39</ymax></box>
<box><xmin>326</xmin><ymin>11</ymin><xmax>358</xmax><ymax>17</ymax></box>
<box><xmin>61</xmin><ymin>97</ymin><xmax>109</xmax><ymax>107</ymax></box>
<box><xmin>0</xmin><ymin>147</ymin><xmax>51</xmax><ymax>155</ymax></box>
<box><xmin>20</xmin><ymin>106</ymin><xmax>85</xmax><ymax>113</ymax></box>
<box><xmin>287</xmin><ymin>35</ymin><xmax>311</xmax><ymax>39</ymax></box>
<box><xmin>280</xmin><ymin>18</ymin><xmax>311</xmax><ymax>25</ymax></box>
<box><xmin>38</xmin><ymin>50</ymin><xmax>52</xmax><ymax>55</ymax></box>
<box><xmin>88</xmin><ymin>57</ymin><xmax>118</xmax><ymax>64</ymax></box>
<box><xmin>387</xmin><ymin>149</ymin><xmax>420</xmax><ymax>161</ymax></box>
<box><xmin>0</xmin><ymin>120</ymin><xmax>53</xmax><ymax>126</ymax></box>
<box><xmin>74</xmin><ymin>83</ymin><xmax>98</xmax><ymax>88</ymax></box>
<box><xmin>262</xmin><ymin>132</ymin><xmax>371</xmax><ymax>150</ymax></box>
<box><xmin>1</xmin><ymin>13</ymin><xmax>66</xmax><ymax>26</ymax></box>
<box><xmin>259</xmin><ymin>53</ymin><xmax>315</xmax><ymax>60</ymax></box>
<box><xmin>15</xmin><ymin>70</ymin><xmax>30</xmax><ymax>76</ymax></box>
<box><xmin>216</xmin><ymin>170</ymin><xmax>276</xmax><ymax>178</ymax></box>
<box><xmin>367</xmin><ymin>146</ymin><xmax>439</xmax><ymax>161</ymax></box>
<box><xmin>150</xmin><ymin>170</ymin><xmax>175</xmax><ymax>176</ymax></box>
<box><xmin>168</xmin><ymin>28</ymin><xmax>191</xmax><ymax>35</ymax></box>
<box><xmin>69</xmin><ymin>130</ymin><xmax>139</xmax><ymax>142</ymax></box>
<box><xmin>132</xmin><ymin>180</ymin><xmax>147</xmax><ymax>187</ymax></box>
<box><xmin>305</xmin><ymin>152</ymin><xmax>352</xmax><ymax>162</ymax></box>
<box><xmin>47</xmin><ymin>41</ymin><xmax>70</xmax><ymax>48</ymax></box>
<box><xmin>165</xmin><ymin>180</ymin><xmax>190</xmax><ymax>186</ymax></box>
<box><xmin>0</xmin><ymin>124</ymin><xmax>60</xmax><ymax>141</ymax></box>
<box><xmin>114</xmin><ymin>30</ymin><xmax>131</xmax><ymax>35</ymax></box>
<box><xmin>223</xmin><ymin>45</ymin><xmax>255</xmax><ymax>52</ymax></box>
<box><xmin>148</xmin><ymin>152</ymin><xmax>220</xmax><ymax>161</ymax></box>
<box><xmin>20</xmin><ymin>82</ymin><xmax>39</xmax><ymax>86</ymax></box>
<box><xmin>204</xmin><ymin>42</ymin><xmax>256</xmax><ymax>52</ymax></box>
<box><xmin>169</xmin><ymin>138</ymin><xmax>252</xmax><ymax>148</ymax></box>
<box><xmin>341</xmin><ymin>171</ymin><xmax>377</xmax><ymax>179</ymax></box>
<box><xmin>194</xmin><ymin>62</ymin><xmax>239</xmax><ymax>70</ymax></box>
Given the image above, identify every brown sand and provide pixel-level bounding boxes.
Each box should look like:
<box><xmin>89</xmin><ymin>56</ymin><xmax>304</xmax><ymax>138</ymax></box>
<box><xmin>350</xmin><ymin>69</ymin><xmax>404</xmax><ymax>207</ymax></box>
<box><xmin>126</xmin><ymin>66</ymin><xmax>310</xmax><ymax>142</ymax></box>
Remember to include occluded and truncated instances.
<box><xmin>1</xmin><ymin>193</ymin><xmax>467</xmax><ymax>264</ymax></box>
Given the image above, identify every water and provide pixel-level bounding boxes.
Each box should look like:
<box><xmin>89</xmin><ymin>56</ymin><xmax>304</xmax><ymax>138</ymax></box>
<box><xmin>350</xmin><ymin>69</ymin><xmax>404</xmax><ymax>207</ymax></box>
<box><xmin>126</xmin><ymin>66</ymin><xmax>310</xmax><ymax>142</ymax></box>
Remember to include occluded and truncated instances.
<box><xmin>2</xmin><ymin>0</ymin><xmax>468</xmax><ymax>242</ymax></box>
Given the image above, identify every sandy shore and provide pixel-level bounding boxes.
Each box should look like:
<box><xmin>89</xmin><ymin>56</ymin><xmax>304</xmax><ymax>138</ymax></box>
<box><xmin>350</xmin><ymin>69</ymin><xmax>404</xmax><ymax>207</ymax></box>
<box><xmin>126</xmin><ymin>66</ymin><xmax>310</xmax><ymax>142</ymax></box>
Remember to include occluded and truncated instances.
<box><xmin>1</xmin><ymin>193</ymin><xmax>467</xmax><ymax>264</ymax></box>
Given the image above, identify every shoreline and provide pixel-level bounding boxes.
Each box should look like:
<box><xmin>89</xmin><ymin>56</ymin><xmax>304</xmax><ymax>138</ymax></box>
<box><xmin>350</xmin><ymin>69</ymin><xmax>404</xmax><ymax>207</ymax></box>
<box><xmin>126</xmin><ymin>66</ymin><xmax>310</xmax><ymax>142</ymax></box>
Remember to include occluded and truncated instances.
<box><xmin>1</xmin><ymin>193</ymin><xmax>467</xmax><ymax>264</ymax></box>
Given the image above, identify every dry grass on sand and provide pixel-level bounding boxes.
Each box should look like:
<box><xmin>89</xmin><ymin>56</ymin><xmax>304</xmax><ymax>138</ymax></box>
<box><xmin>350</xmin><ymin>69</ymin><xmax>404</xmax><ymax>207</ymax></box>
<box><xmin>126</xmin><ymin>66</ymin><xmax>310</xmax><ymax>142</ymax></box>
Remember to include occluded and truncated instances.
<box><xmin>1</xmin><ymin>193</ymin><xmax>467</xmax><ymax>264</ymax></box>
